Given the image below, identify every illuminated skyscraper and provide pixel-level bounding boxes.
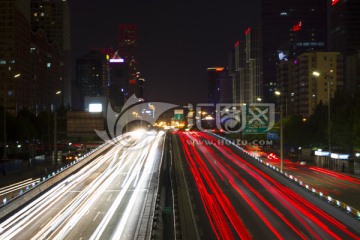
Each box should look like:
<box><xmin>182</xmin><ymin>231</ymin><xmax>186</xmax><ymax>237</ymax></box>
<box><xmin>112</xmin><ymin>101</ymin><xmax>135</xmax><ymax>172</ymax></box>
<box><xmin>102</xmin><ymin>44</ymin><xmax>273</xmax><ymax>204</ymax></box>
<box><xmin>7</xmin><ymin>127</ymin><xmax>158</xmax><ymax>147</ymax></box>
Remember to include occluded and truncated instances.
<box><xmin>75</xmin><ymin>49</ymin><xmax>109</xmax><ymax>110</ymax></box>
<box><xmin>118</xmin><ymin>24</ymin><xmax>137</xmax><ymax>99</ymax></box>
<box><xmin>31</xmin><ymin>0</ymin><xmax>71</xmax><ymax>107</ymax></box>
<box><xmin>0</xmin><ymin>0</ymin><xmax>71</xmax><ymax>115</ymax></box>
<box><xmin>108</xmin><ymin>51</ymin><xmax>127</xmax><ymax>110</ymax></box>
<box><xmin>277</xmin><ymin>52</ymin><xmax>343</xmax><ymax>117</ymax></box>
<box><xmin>330</xmin><ymin>0</ymin><xmax>360</xmax><ymax>91</ymax></box>
<box><xmin>0</xmin><ymin>0</ymin><xmax>31</xmax><ymax>112</ymax></box>
<box><xmin>261</xmin><ymin>0</ymin><xmax>327</xmax><ymax>102</ymax></box>
<box><xmin>232</xmin><ymin>27</ymin><xmax>262</xmax><ymax>105</ymax></box>
<box><xmin>207</xmin><ymin>67</ymin><xmax>225</xmax><ymax>104</ymax></box>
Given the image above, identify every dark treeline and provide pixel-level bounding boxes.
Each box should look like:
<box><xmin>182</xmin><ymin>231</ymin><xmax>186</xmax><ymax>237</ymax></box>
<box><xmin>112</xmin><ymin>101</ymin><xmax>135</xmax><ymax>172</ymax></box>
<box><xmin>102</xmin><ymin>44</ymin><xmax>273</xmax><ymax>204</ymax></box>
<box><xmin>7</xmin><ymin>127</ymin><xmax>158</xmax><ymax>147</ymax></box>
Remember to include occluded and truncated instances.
<box><xmin>279</xmin><ymin>90</ymin><xmax>360</xmax><ymax>153</ymax></box>
<box><xmin>0</xmin><ymin>106</ymin><xmax>67</xmax><ymax>157</ymax></box>
<box><xmin>235</xmin><ymin>90</ymin><xmax>360</xmax><ymax>155</ymax></box>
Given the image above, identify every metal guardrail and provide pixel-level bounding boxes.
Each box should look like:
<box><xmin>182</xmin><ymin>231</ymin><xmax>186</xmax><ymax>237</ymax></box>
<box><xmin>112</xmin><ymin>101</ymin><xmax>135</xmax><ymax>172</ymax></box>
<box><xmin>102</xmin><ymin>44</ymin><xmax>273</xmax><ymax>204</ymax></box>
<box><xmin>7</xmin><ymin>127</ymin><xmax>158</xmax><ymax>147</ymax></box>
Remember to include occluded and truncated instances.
<box><xmin>0</xmin><ymin>142</ymin><xmax>108</xmax><ymax>209</ymax></box>
<box><xmin>214</xmin><ymin>134</ymin><xmax>360</xmax><ymax>221</ymax></box>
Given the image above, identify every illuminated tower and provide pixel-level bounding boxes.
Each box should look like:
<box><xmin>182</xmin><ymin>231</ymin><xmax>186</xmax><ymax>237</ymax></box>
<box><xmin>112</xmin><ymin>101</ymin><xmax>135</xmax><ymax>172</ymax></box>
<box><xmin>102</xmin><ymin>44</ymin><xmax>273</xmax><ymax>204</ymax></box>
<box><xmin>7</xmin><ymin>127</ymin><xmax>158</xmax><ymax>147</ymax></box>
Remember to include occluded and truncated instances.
<box><xmin>232</xmin><ymin>27</ymin><xmax>262</xmax><ymax>105</ymax></box>
<box><xmin>31</xmin><ymin>0</ymin><xmax>71</xmax><ymax>107</ymax></box>
<box><xmin>330</xmin><ymin>0</ymin><xmax>360</xmax><ymax>91</ymax></box>
<box><xmin>207</xmin><ymin>67</ymin><xmax>225</xmax><ymax>104</ymax></box>
<box><xmin>0</xmin><ymin>0</ymin><xmax>31</xmax><ymax>112</ymax></box>
<box><xmin>261</xmin><ymin>0</ymin><xmax>327</xmax><ymax>102</ymax></box>
<box><xmin>108</xmin><ymin>51</ymin><xmax>127</xmax><ymax>110</ymax></box>
<box><xmin>244</xmin><ymin>27</ymin><xmax>262</xmax><ymax>104</ymax></box>
<box><xmin>76</xmin><ymin>49</ymin><xmax>109</xmax><ymax>110</ymax></box>
<box><xmin>118</xmin><ymin>24</ymin><xmax>137</xmax><ymax>99</ymax></box>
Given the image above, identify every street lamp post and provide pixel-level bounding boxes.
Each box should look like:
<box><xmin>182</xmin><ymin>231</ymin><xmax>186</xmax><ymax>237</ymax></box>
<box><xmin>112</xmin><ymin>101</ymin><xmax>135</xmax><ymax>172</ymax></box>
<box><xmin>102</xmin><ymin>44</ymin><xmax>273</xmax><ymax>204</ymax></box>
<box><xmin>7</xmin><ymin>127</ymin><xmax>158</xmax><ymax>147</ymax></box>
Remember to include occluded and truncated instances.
<box><xmin>275</xmin><ymin>91</ymin><xmax>284</xmax><ymax>172</ymax></box>
<box><xmin>56</xmin><ymin>90</ymin><xmax>62</xmax><ymax>108</ymax></box>
<box><xmin>53</xmin><ymin>91</ymin><xmax>61</xmax><ymax>165</ymax></box>
<box><xmin>3</xmin><ymin>73</ymin><xmax>21</xmax><ymax>160</ymax></box>
<box><xmin>312</xmin><ymin>71</ymin><xmax>331</xmax><ymax>157</ymax></box>
<box><xmin>3</xmin><ymin>96</ymin><xmax>6</xmax><ymax>160</ymax></box>
<box><xmin>280</xmin><ymin>109</ymin><xmax>284</xmax><ymax>172</ymax></box>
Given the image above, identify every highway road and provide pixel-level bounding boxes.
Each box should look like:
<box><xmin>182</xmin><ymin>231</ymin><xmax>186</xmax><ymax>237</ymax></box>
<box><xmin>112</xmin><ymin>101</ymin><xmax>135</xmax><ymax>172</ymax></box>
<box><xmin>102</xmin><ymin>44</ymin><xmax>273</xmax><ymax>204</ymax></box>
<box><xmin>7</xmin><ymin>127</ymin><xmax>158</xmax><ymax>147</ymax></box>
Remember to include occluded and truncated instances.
<box><xmin>256</xmin><ymin>151</ymin><xmax>360</xmax><ymax>210</ymax></box>
<box><xmin>0</xmin><ymin>129</ymin><xmax>165</xmax><ymax>240</ymax></box>
<box><xmin>174</xmin><ymin>131</ymin><xmax>360</xmax><ymax>239</ymax></box>
<box><xmin>0</xmin><ymin>178</ymin><xmax>41</xmax><ymax>203</ymax></box>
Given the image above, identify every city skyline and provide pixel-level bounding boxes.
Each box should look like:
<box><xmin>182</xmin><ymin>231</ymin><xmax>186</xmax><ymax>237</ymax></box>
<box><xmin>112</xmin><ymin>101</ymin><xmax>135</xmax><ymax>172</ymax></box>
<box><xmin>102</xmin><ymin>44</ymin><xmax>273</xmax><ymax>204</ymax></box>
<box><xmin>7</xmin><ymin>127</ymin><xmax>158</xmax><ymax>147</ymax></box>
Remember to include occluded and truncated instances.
<box><xmin>69</xmin><ymin>0</ymin><xmax>260</xmax><ymax>105</ymax></box>
<box><xmin>1</xmin><ymin>1</ymin><xmax>360</xmax><ymax>239</ymax></box>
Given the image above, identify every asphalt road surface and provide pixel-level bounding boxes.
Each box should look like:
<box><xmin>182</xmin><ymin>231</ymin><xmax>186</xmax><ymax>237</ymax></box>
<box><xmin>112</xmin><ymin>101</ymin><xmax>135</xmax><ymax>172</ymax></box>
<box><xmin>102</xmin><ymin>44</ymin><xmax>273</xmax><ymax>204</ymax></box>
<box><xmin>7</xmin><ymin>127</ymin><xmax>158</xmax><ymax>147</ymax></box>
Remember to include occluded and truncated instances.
<box><xmin>174</xmin><ymin>131</ymin><xmax>360</xmax><ymax>239</ymax></box>
<box><xmin>0</xmin><ymin>130</ymin><xmax>165</xmax><ymax>240</ymax></box>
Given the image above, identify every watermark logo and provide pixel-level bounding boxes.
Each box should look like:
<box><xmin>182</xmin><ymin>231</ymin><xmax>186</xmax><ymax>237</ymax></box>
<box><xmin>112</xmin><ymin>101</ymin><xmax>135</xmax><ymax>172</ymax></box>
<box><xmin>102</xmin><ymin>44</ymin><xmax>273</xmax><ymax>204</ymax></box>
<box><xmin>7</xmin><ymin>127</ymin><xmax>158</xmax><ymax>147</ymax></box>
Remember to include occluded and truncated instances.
<box><xmin>243</xmin><ymin>103</ymin><xmax>275</xmax><ymax>134</ymax></box>
<box><xmin>95</xmin><ymin>97</ymin><xmax>276</xmax><ymax>146</ymax></box>
<box><xmin>95</xmin><ymin>94</ymin><xmax>178</xmax><ymax>145</ymax></box>
<box><xmin>216</xmin><ymin>103</ymin><xmax>243</xmax><ymax>133</ymax></box>
<box><xmin>195</xmin><ymin>103</ymin><xmax>275</xmax><ymax>134</ymax></box>
<box><xmin>187</xmin><ymin>139</ymin><xmax>273</xmax><ymax>147</ymax></box>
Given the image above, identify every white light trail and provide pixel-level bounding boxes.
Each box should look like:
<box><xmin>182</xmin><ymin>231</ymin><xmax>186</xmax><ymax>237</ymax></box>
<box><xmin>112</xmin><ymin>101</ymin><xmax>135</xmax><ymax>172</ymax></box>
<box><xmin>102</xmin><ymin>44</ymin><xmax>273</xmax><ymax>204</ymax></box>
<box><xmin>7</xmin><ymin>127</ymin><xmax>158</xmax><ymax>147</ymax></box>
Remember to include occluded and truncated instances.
<box><xmin>0</xmin><ymin>131</ymin><xmax>164</xmax><ymax>240</ymax></box>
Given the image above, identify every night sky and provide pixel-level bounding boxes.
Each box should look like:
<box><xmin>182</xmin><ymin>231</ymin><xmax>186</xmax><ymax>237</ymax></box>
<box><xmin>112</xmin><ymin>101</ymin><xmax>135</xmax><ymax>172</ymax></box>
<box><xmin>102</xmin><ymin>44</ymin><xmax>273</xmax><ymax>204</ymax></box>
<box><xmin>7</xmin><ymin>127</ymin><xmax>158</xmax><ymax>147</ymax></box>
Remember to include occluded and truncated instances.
<box><xmin>69</xmin><ymin>0</ymin><xmax>260</xmax><ymax>105</ymax></box>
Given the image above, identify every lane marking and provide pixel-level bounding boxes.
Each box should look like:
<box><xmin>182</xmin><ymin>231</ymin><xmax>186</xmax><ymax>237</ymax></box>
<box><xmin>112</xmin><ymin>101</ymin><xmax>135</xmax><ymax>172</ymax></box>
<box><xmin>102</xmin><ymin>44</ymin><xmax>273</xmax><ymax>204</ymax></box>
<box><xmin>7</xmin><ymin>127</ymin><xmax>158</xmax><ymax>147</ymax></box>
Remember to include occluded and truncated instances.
<box><xmin>93</xmin><ymin>212</ymin><xmax>101</xmax><ymax>222</ymax></box>
<box><xmin>107</xmin><ymin>194</ymin><xmax>113</xmax><ymax>202</ymax></box>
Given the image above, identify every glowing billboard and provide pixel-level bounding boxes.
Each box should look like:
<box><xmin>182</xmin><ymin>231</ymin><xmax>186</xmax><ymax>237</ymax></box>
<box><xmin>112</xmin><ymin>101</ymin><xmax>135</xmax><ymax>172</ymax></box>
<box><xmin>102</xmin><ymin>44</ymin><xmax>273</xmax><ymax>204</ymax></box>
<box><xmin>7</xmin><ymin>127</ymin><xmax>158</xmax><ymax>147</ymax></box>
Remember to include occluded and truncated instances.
<box><xmin>89</xmin><ymin>103</ymin><xmax>103</xmax><ymax>112</ymax></box>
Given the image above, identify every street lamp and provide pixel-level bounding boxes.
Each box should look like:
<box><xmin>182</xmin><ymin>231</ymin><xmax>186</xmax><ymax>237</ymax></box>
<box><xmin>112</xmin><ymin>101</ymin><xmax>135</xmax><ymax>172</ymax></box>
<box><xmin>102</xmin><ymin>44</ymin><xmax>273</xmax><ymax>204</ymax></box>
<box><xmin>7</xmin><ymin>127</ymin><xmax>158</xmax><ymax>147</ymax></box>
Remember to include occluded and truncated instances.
<box><xmin>274</xmin><ymin>91</ymin><xmax>288</xmax><ymax>117</ymax></box>
<box><xmin>274</xmin><ymin>91</ymin><xmax>284</xmax><ymax>172</ymax></box>
<box><xmin>3</xmin><ymin>73</ymin><xmax>21</xmax><ymax>160</ymax></box>
<box><xmin>53</xmin><ymin>90</ymin><xmax>62</xmax><ymax>165</ymax></box>
<box><xmin>312</xmin><ymin>71</ymin><xmax>331</xmax><ymax>156</ymax></box>
<box><xmin>56</xmin><ymin>90</ymin><xmax>62</xmax><ymax>108</ymax></box>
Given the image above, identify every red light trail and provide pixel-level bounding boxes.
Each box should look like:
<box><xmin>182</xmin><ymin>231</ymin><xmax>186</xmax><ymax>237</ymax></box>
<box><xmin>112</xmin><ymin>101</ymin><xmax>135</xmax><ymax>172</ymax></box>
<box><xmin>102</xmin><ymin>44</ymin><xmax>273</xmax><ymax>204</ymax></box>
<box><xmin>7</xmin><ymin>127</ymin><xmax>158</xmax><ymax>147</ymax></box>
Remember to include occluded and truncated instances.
<box><xmin>176</xmin><ymin>131</ymin><xmax>360</xmax><ymax>239</ymax></box>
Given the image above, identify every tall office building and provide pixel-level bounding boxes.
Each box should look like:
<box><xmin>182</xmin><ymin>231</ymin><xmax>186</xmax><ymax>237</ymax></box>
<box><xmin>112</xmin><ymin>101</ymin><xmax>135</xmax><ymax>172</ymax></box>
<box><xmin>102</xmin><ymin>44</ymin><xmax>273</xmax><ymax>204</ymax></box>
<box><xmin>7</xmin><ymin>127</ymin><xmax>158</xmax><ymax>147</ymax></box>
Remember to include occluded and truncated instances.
<box><xmin>108</xmin><ymin>51</ymin><xmax>127</xmax><ymax>110</ymax></box>
<box><xmin>0</xmin><ymin>0</ymin><xmax>66</xmax><ymax>113</ymax></box>
<box><xmin>137</xmin><ymin>77</ymin><xmax>145</xmax><ymax>99</ymax></box>
<box><xmin>207</xmin><ymin>67</ymin><xmax>225</xmax><ymax>104</ymax></box>
<box><xmin>277</xmin><ymin>52</ymin><xmax>343</xmax><ymax>117</ymax></box>
<box><xmin>129</xmin><ymin>72</ymin><xmax>145</xmax><ymax>99</ymax></box>
<box><xmin>31</xmin><ymin>0</ymin><xmax>71</xmax><ymax>107</ymax></box>
<box><xmin>75</xmin><ymin>49</ymin><xmax>109</xmax><ymax>110</ymax></box>
<box><xmin>232</xmin><ymin>27</ymin><xmax>262</xmax><ymax>105</ymax></box>
<box><xmin>329</xmin><ymin>0</ymin><xmax>360</xmax><ymax>92</ymax></box>
<box><xmin>0</xmin><ymin>0</ymin><xmax>31</xmax><ymax>112</ymax></box>
<box><xmin>118</xmin><ymin>24</ymin><xmax>137</xmax><ymax>98</ymax></box>
<box><xmin>244</xmin><ymin>27</ymin><xmax>262</xmax><ymax>104</ymax></box>
<box><xmin>261</xmin><ymin>0</ymin><xmax>327</xmax><ymax>102</ymax></box>
<box><xmin>231</xmin><ymin>41</ymin><xmax>245</xmax><ymax>104</ymax></box>
<box><xmin>31</xmin><ymin>30</ymin><xmax>63</xmax><ymax>112</ymax></box>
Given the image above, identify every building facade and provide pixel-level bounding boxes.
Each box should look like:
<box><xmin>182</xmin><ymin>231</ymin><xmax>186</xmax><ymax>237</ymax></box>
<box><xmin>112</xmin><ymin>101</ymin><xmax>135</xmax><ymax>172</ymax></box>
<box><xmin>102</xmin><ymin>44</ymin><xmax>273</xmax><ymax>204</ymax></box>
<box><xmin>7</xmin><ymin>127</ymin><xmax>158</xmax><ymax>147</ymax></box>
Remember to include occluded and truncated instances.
<box><xmin>261</xmin><ymin>0</ymin><xmax>328</xmax><ymax>102</ymax></box>
<box><xmin>0</xmin><ymin>0</ymin><xmax>32</xmax><ymax>112</ymax></box>
<box><xmin>118</xmin><ymin>24</ymin><xmax>137</xmax><ymax>98</ymax></box>
<box><xmin>329</xmin><ymin>0</ymin><xmax>360</xmax><ymax>92</ymax></box>
<box><xmin>31</xmin><ymin>0</ymin><xmax>71</xmax><ymax>107</ymax></box>
<box><xmin>75</xmin><ymin>49</ymin><xmax>109</xmax><ymax>110</ymax></box>
<box><xmin>232</xmin><ymin>27</ymin><xmax>262</xmax><ymax>105</ymax></box>
<box><xmin>108</xmin><ymin>51</ymin><xmax>127</xmax><ymax>110</ymax></box>
<box><xmin>231</xmin><ymin>41</ymin><xmax>245</xmax><ymax>104</ymax></box>
<box><xmin>0</xmin><ymin>0</ymin><xmax>70</xmax><ymax>113</ymax></box>
<box><xmin>31</xmin><ymin>30</ymin><xmax>63</xmax><ymax>112</ymax></box>
<box><xmin>207</xmin><ymin>67</ymin><xmax>224</xmax><ymax>105</ymax></box>
<box><xmin>277</xmin><ymin>52</ymin><xmax>343</xmax><ymax>117</ymax></box>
